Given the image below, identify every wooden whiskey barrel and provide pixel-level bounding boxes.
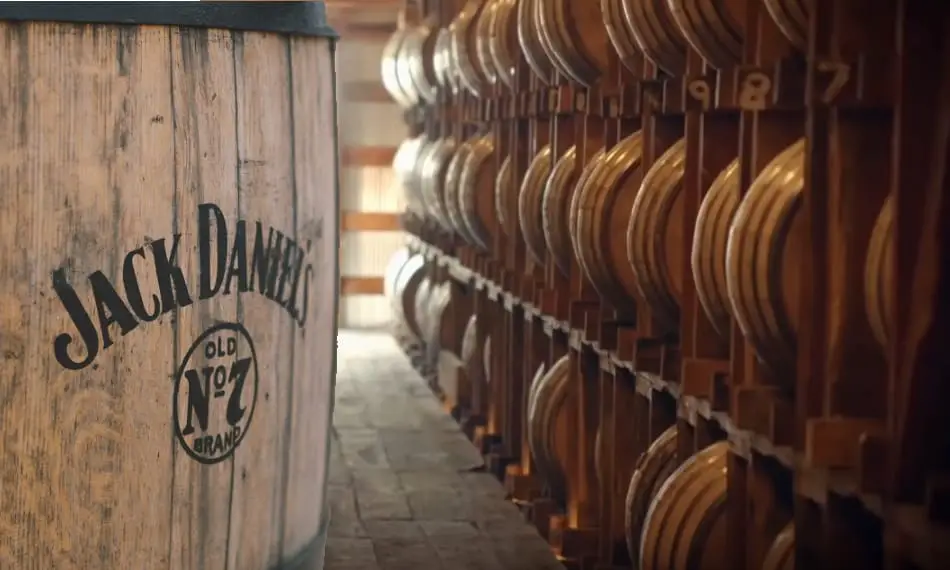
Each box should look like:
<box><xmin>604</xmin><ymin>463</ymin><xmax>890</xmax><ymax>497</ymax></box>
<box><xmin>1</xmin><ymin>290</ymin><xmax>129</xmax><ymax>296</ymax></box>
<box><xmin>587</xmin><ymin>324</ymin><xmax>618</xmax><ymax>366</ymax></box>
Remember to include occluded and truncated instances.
<box><xmin>414</xmin><ymin>275</ymin><xmax>435</xmax><ymax>348</ymax></box>
<box><xmin>458</xmin><ymin>134</ymin><xmax>499</xmax><ymax>251</ymax></box>
<box><xmin>519</xmin><ymin>145</ymin><xmax>555</xmax><ymax>265</ymax></box>
<box><xmin>640</xmin><ymin>442</ymin><xmax>729</xmax><ymax>570</ymax></box>
<box><xmin>452</xmin><ymin>0</ymin><xmax>492</xmax><ymax>97</ymax></box>
<box><xmin>691</xmin><ymin>159</ymin><xmax>741</xmax><ymax>340</ymax></box>
<box><xmin>865</xmin><ymin>195</ymin><xmax>894</xmax><ymax>350</ymax></box>
<box><xmin>517</xmin><ymin>0</ymin><xmax>555</xmax><ymax>83</ymax></box>
<box><xmin>601</xmin><ymin>0</ymin><xmax>643</xmax><ymax>74</ymax></box>
<box><xmin>627</xmin><ymin>139</ymin><xmax>688</xmax><ymax>333</ymax></box>
<box><xmin>625</xmin><ymin>426</ymin><xmax>680</xmax><ymax>565</ymax></box>
<box><xmin>763</xmin><ymin>523</ymin><xmax>795</xmax><ymax>570</ymax></box>
<box><xmin>401</xmin><ymin>15</ymin><xmax>440</xmax><ymax>105</ymax></box>
<box><xmin>494</xmin><ymin>155</ymin><xmax>516</xmax><ymax>237</ymax></box>
<box><xmin>434</xmin><ymin>25</ymin><xmax>462</xmax><ymax>94</ymax></box>
<box><xmin>571</xmin><ymin>133</ymin><xmax>646</xmax><ymax>316</ymax></box>
<box><xmin>393</xmin><ymin>134</ymin><xmax>430</xmax><ymax>220</ymax></box>
<box><xmin>667</xmin><ymin>0</ymin><xmax>747</xmax><ymax>69</ymax></box>
<box><xmin>542</xmin><ymin>145</ymin><xmax>580</xmax><ymax>276</ymax></box>
<box><xmin>535</xmin><ymin>0</ymin><xmax>609</xmax><ymax>86</ymax></box>
<box><xmin>460</xmin><ymin>315</ymin><xmax>492</xmax><ymax>389</ymax></box>
<box><xmin>421</xmin><ymin>137</ymin><xmax>458</xmax><ymax>232</ymax></box>
<box><xmin>443</xmin><ymin>137</ymin><xmax>481</xmax><ymax>244</ymax></box>
<box><xmin>527</xmin><ymin>355</ymin><xmax>574</xmax><ymax>499</ymax></box>
<box><xmin>382</xmin><ymin>18</ymin><xmax>416</xmax><ymax>107</ymax></box>
<box><xmin>762</xmin><ymin>0</ymin><xmax>808</xmax><ymax>51</ymax></box>
<box><xmin>488</xmin><ymin>0</ymin><xmax>518</xmax><ymax>90</ymax></box>
<box><xmin>0</xmin><ymin>4</ymin><xmax>338</xmax><ymax>569</ymax></box>
<box><xmin>475</xmin><ymin>0</ymin><xmax>501</xmax><ymax>87</ymax></box>
<box><xmin>620</xmin><ymin>0</ymin><xmax>688</xmax><ymax>75</ymax></box>
<box><xmin>384</xmin><ymin>248</ymin><xmax>412</xmax><ymax>302</ymax></box>
<box><xmin>392</xmin><ymin>254</ymin><xmax>428</xmax><ymax>340</ymax></box>
<box><xmin>421</xmin><ymin>280</ymin><xmax>452</xmax><ymax>367</ymax></box>
<box><xmin>726</xmin><ymin>139</ymin><xmax>805</xmax><ymax>381</ymax></box>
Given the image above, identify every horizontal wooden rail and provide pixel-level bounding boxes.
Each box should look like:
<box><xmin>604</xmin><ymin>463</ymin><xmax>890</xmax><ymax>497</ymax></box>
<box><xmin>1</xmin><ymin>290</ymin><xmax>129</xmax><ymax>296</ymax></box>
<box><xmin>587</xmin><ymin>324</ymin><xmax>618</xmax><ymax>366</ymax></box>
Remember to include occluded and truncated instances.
<box><xmin>341</xmin><ymin>211</ymin><xmax>401</xmax><ymax>232</ymax></box>
<box><xmin>341</xmin><ymin>145</ymin><xmax>397</xmax><ymax>167</ymax></box>
<box><xmin>340</xmin><ymin>276</ymin><xmax>384</xmax><ymax>296</ymax></box>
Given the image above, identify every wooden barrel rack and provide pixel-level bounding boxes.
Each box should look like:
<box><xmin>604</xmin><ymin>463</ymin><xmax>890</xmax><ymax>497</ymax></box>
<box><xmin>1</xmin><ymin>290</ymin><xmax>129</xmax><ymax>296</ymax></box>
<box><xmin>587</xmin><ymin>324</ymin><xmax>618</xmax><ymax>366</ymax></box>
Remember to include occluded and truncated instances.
<box><xmin>385</xmin><ymin>1</ymin><xmax>950</xmax><ymax>568</ymax></box>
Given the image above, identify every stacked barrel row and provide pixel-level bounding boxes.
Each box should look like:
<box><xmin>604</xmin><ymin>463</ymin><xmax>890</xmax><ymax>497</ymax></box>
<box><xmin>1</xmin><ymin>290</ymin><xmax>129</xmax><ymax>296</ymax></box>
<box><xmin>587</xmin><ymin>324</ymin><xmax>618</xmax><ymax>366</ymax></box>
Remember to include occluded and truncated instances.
<box><xmin>382</xmin><ymin>0</ymin><xmax>919</xmax><ymax>569</ymax></box>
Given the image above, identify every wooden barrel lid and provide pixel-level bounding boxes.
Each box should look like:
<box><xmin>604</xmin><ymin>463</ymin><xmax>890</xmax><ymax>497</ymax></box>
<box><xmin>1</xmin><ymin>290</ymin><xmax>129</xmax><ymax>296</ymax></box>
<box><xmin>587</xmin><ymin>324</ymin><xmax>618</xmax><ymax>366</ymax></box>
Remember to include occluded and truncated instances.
<box><xmin>413</xmin><ymin>276</ymin><xmax>434</xmax><ymax>345</ymax></box>
<box><xmin>627</xmin><ymin>138</ymin><xmax>687</xmax><ymax>333</ymax></box>
<box><xmin>572</xmin><ymin>133</ymin><xmax>645</xmax><ymax>316</ymax></box>
<box><xmin>762</xmin><ymin>0</ymin><xmax>808</xmax><ymax>51</ymax></box>
<box><xmin>625</xmin><ymin>425</ymin><xmax>679</xmax><ymax>565</ymax></box>
<box><xmin>382</xmin><ymin>27</ymin><xmax>415</xmax><ymax>107</ymax></box>
<box><xmin>601</xmin><ymin>0</ymin><xmax>642</xmax><ymax>75</ymax></box>
<box><xmin>404</xmin><ymin>16</ymin><xmax>440</xmax><ymax>104</ymax></box>
<box><xmin>640</xmin><ymin>441</ymin><xmax>729</xmax><ymax>570</ymax></box>
<box><xmin>420</xmin><ymin>137</ymin><xmax>458</xmax><ymax>231</ymax></box>
<box><xmin>443</xmin><ymin>137</ymin><xmax>481</xmax><ymax>245</ymax></box>
<box><xmin>517</xmin><ymin>0</ymin><xmax>555</xmax><ymax>84</ymax></box>
<box><xmin>452</xmin><ymin>0</ymin><xmax>492</xmax><ymax>97</ymax></box>
<box><xmin>620</xmin><ymin>0</ymin><xmax>688</xmax><ymax>76</ymax></box>
<box><xmin>527</xmin><ymin>355</ymin><xmax>572</xmax><ymax>499</ymax></box>
<box><xmin>434</xmin><ymin>26</ymin><xmax>462</xmax><ymax>94</ymax></box>
<box><xmin>458</xmin><ymin>134</ymin><xmax>498</xmax><ymax>251</ymax></box>
<box><xmin>762</xmin><ymin>522</ymin><xmax>795</xmax><ymax>570</ymax></box>
<box><xmin>535</xmin><ymin>0</ymin><xmax>608</xmax><ymax>86</ymax></box>
<box><xmin>542</xmin><ymin>145</ymin><xmax>579</xmax><ymax>277</ymax></box>
<box><xmin>667</xmin><ymin>0</ymin><xmax>746</xmax><ymax>69</ymax></box>
<box><xmin>475</xmin><ymin>0</ymin><xmax>501</xmax><ymax>87</ymax></box>
<box><xmin>726</xmin><ymin>139</ymin><xmax>805</xmax><ymax>382</ymax></box>
<box><xmin>494</xmin><ymin>154</ymin><xmax>515</xmax><ymax>237</ymax></box>
<box><xmin>691</xmin><ymin>158</ymin><xmax>740</xmax><ymax>340</ymax></box>
<box><xmin>489</xmin><ymin>0</ymin><xmax>518</xmax><ymax>90</ymax></box>
<box><xmin>392</xmin><ymin>254</ymin><xmax>428</xmax><ymax>339</ymax></box>
<box><xmin>865</xmin><ymin>195</ymin><xmax>894</xmax><ymax>349</ymax></box>
<box><xmin>519</xmin><ymin>145</ymin><xmax>554</xmax><ymax>265</ymax></box>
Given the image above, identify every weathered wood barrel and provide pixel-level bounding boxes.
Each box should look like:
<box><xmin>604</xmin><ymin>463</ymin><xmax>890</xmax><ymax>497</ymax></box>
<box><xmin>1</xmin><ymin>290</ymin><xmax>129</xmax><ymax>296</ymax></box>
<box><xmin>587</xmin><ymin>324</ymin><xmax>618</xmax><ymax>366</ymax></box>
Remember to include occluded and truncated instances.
<box><xmin>460</xmin><ymin>315</ymin><xmax>492</xmax><ymax>392</ymax></box>
<box><xmin>474</xmin><ymin>0</ymin><xmax>501</xmax><ymax>88</ymax></box>
<box><xmin>400</xmin><ymin>15</ymin><xmax>439</xmax><ymax>105</ymax></box>
<box><xmin>443</xmin><ymin>136</ymin><xmax>481</xmax><ymax>244</ymax></box>
<box><xmin>527</xmin><ymin>355</ymin><xmax>574</xmax><ymax>500</ymax></box>
<box><xmin>382</xmin><ymin>15</ymin><xmax>416</xmax><ymax>107</ymax></box>
<box><xmin>391</xmin><ymin>254</ymin><xmax>428</xmax><ymax>340</ymax></box>
<box><xmin>624</xmin><ymin>426</ymin><xmax>680</xmax><ymax>565</ymax></box>
<box><xmin>601</xmin><ymin>0</ymin><xmax>642</xmax><ymax>74</ymax></box>
<box><xmin>0</xmin><ymin>3</ymin><xmax>338</xmax><ymax>569</ymax></box>
<box><xmin>420</xmin><ymin>136</ymin><xmax>458</xmax><ymax>231</ymax></box>
<box><xmin>726</xmin><ymin>139</ymin><xmax>805</xmax><ymax>382</ymax></box>
<box><xmin>762</xmin><ymin>523</ymin><xmax>795</xmax><ymax>570</ymax></box>
<box><xmin>535</xmin><ymin>0</ymin><xmax>609</xmax><ymax>86</ymax></box>
<box><xmin>414</xmin><ymin>275</ymin><xmax>435</xmax><ymax>348</ymax></box>
<box><xmin>393</xmin><ymin>134</ymin><xmax>430</xmax><ymax>220</ymax></box>
<box><xmin>458</xmin><ymin>133</ymin><xmax>499</xmax><ymax>251</ymax></box>
<box><xmin>516</xmin><ymin>0</ymin><xmax>555</xmax><ymax>83</ymax></box>
<box><xmin>433</xmin><ymin>25</ymin><xmax>462</xmax><ymax>94</ymax></box>
<box><xmin>667</xmin><ymin>0</ymin><xmax>747</xmax><ymax>69</ymax></box>
<box><xmin>542</xmin><ymin>145</ymin><xmax>580</xmax><ymax>276</ymax></box>
<box><xmin>520</xmin><ymin>145</ymin><xmax>555</xmax><ymax>265</ymax></box>
<box><xmin>627</xmin><ymin>139</ymin><xmax>687</xmax><ymax>333</ymax></box>
<box><xmin>571</xmin><ymin>133</ymin><xmax>646</xmax><ymax>316</ymax></box>
<box><xmin>488</xmin><ymin>0</ymin><xmax>518</xmax><ymax>90</ymax></box>
<box><xmin>640</xmin><ymin>442</ymin><xmax>729</xmax><ymax>570</ymax></box>
<box><xmin>865</xmin><ymin>195</ymin><xmax>894</xmax><ymax>350</ymax></box>
<box><xmin>452</xmin><ymin>0</ymin><xmax>491</xmax><ymax>97</ymax></box>
<box><xmin>384</xmin><ymin>248</ymin><xmax>412</xmax><ymax>302</ymax></box>
<box><xmin>691</xmin><ymin>159</ymin><xmax>740</xmax><ymax>340</ymax></box>
<box><xmin>494</xmin><ymin>155</ymin><xmax>516</xmax><ymax>237</ymax></box>
<box><xmin>762</xmin><ymin>0</ymin><xmax>808</xmax><ymax>51</ymax></box>
<box><xmin>620</xmin><ymin>0</ymin><xmax>688</xmax><ymax>75</ymax></box>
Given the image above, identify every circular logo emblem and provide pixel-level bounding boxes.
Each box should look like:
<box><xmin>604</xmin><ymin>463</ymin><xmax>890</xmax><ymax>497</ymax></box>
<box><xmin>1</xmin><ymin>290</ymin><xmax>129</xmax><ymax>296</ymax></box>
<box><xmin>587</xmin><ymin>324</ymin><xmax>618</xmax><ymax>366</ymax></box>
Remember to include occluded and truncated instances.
<box><xmin>173</xmin><ymin>322</ymin><xmax>259</xmax><ymax>465</ymax></box>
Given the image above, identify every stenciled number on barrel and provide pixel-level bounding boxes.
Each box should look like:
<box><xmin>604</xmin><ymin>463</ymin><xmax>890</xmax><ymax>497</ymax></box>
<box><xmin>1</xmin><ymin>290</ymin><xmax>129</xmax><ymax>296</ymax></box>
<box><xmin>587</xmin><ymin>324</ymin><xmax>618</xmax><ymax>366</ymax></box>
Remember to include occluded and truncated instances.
<box><xmin>817</xmin><ymin>60</ymin><xmax>851</xmax><ymax>104</ymax></box>
<box><xmin>687</xmin><ymin>79</ymin><xmax>712</xmax><ymax>111</ymax></box>
<box><xmin>173</xmin><ymin>322</ymin><xmax>259</xmax><ymax>465</ymax></box>
<box><xmin>738</xmin><ymin>71</ymin><xmax>772</xmax><ymax>111</ymax></box>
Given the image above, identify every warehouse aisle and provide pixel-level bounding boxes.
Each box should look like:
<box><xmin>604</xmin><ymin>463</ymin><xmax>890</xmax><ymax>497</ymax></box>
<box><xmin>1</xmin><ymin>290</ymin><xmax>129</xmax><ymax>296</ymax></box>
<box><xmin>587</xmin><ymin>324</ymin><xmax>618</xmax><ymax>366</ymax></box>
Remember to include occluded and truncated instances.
<box><xmin>326</xmin><ymin>330</ymin><xmax>564</xmax><ymax>570</ymax></box>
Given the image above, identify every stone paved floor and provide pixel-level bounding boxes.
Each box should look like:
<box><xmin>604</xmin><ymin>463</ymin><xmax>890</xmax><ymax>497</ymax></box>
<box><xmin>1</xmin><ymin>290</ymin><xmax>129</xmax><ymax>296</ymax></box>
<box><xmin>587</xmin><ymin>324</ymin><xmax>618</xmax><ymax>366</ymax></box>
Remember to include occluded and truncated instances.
<box><xmin>327</xmin><ymin>330</ymin><xmax>564</xmax><ymax>570</ymax></box>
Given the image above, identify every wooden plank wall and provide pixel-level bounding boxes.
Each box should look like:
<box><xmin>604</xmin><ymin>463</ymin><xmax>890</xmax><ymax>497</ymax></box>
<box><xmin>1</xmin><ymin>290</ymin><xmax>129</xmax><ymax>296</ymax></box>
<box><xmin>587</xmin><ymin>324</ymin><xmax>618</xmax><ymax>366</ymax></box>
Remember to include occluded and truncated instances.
<box><xmin>337</xmin><ymin>34</ymin><xmax>407</xmax><ymax>328</ymax></box>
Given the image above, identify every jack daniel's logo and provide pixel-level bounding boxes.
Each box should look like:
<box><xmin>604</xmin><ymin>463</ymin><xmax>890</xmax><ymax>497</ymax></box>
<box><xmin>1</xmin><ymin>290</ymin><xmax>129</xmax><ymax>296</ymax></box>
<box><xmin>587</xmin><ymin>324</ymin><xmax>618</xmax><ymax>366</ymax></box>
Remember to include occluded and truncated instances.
<box><xmin>51</xmin><ymin>203</ymin><xmax>316</xmax><ymax>371</ymax></box>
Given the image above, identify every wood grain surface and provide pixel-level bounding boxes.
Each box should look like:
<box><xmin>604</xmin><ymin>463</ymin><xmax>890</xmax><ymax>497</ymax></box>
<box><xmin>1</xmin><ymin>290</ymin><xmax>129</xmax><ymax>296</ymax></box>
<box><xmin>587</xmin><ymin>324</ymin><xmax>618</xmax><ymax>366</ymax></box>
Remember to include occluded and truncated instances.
<box><xmin>0</xmin><ymin>21</ymin><xmax>338</xmax><ymax>570</ymax></box>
